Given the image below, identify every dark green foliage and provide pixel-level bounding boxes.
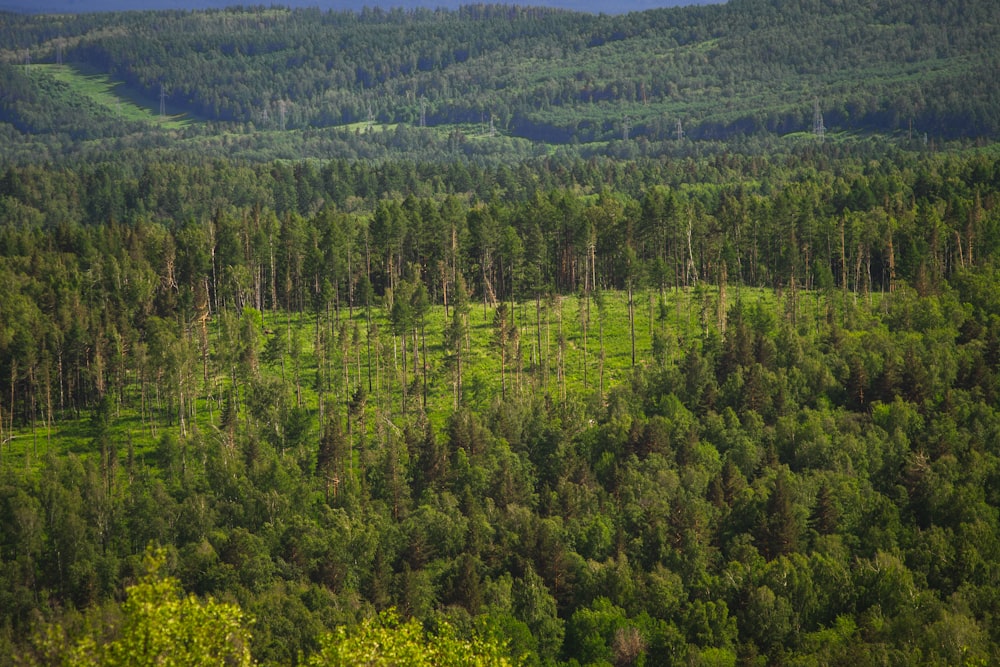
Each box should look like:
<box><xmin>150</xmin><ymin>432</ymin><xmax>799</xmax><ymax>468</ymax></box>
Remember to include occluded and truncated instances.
<box><xmin>5</xmin><ymin>131</ymin><xmax>1000</xmax><ymax>665</ymax></box>
<box><xmin>757</xmin><ymin>472</ymin><xmax>800</xmax><ymax>560</ymax></box>
<box><xmin>2</xmin><ymin>0</ymin><xmax>999</xmax><ymax>164</ymax></box>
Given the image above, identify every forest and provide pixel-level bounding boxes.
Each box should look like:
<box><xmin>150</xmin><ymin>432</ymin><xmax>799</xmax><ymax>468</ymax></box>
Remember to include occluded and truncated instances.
<box><xmin>2</xmin><ymin>144</ymin><xmax>1000</xmax><ymax>664</ymax></box>
<box><xmin>1</xmin><ymin>0</ymin><xmax>999</xmax><ymax>165</ymax></box>
<box><xmin>4</xmin><ymin>0</ymin><xmax>1000</xmax><ymax>665</ymax></box>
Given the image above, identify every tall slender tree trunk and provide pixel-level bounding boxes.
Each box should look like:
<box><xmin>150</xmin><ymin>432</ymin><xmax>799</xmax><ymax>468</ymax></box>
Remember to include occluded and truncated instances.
<box><xmin>455</xmin><ymin>338</ymin><xmax>462</xmax><ymax>409</ymax></box>
<box><xmin>840</xmin><ymin>218</ymin><xmax>848</xmax><ymax>293</ymax></box>
<box><xmin>348</xmin><ymin>248</ymin><xmax>354</xmax><ymax>320</ymax></box>
<box><xmin>598</xmin><ymin>301</ymin><xmax>605</xmax><ymax>398</ymax></box>
<box><xmin>178</xmin><ymin>368</ymin><xmax>186</xmax><ymax>438</ymax></box>
<box><xmin>535</xmin><ymin>293</ymin><xmax>542</xmax><ymax>384</ymax></box>
<box><xmin>628</xmin><ymin>282</ymin><xmax>636</xmax><ymax>367</ymax></box>
<box><xmin>29</xmin><ymin>364</ymin><xmax>37</xmax><ymax>459</ymax></box>
<box><xmin>500</xmin><ymin>337</ymin><xmax>507</xmax><ymax>401</ymax></box>
<box><xmin>421</xmin><ymin>323</ymin><xmax>428</xmax><ymax>409</ymax></box>
<box><xmin>718</xmin><ymin>262</ymin><xmax>728</xmax><ymax>333</ymax></box>
<box><xmin>366</xmin><ymin>309</ymin><xmax>373</xmax><ymax>394</ymax></box>
<box><xmin>413</xmin><ymin>329</ymin><xmax>419</xmax><ymax>384</ymax></box>
<box><xmin>582</xmin><ymin>297</ymin><xmax>589</xmax><ymax>390</ymax></box>
<box><xmin>558</xmin><ymin>298</ymin><xmax>566</xmax><ymax>401</ymax></box>
<box><xmin>399</xmin><ymin>333</ymin><xmax>406</xmax><ymax>415</ymax></box>
<box><xmin>887</xmin><ymin>231</ymin><xmax>896</xmax><ymax>293</ymax></box>
<box><xmin>45</xmin><ymin>358</ymin><xmax>55</xmax><ymax>442</ymax></box>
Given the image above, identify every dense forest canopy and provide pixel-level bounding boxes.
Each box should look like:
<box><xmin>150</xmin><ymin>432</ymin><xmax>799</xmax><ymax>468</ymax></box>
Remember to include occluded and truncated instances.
<box><xmin>4</xmin><ymin>0</ymin><xmax>1000</xmax><ymax>665</ymax></box>
<box><xmin>1</xmin><ymin>0</ymin><xmax>998</xmax><ymax>165</ymax></box>
<box><xmin>3</xmin><ymin>146</ymin><xmax>1000</xmax><ymax>664</ymax></box>
<box><xmin>0</xmin><ymin>0</ymin><xmax>722</xmax><ymax>16</ymax></box>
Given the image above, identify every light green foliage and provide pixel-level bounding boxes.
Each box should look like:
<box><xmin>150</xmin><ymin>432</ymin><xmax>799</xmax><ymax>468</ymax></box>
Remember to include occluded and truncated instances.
<box><xmin>305</xmin><ymin>609</ymin><xmax>514</xmax><ymax>667</ymax></box>
<box><xmin>22</xmin><ymin>548</ymin><xmax>254</xmax><ymax>667</ymax></box>
<box><xmin>40</xmin><ymin>65</ymin><xmax>190</xmax><ymax>129</ymax></box>
<box><xmin>6</xmin><ymin>131</ymin><xmax>1000</xmax><ymax>667</ymax></box>
<box><xmin>566</xmin><ymin>597</ymin><xmax>637</xmax><ymax>666</ymax></box>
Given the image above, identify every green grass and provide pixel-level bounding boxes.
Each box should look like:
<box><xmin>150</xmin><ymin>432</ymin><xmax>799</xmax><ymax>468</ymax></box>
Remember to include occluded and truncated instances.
<box><xmin>37</xmin><ymin>64</ymin><xmax>191</xmax><ymax>129</ymax></box>
<box><xmin>337</xmin><ymin>119</ymin><xmax>509</xmax><ymax>142</ymax></box>
<box><xmin>341</xmin><ymin>120</ymin><xmax>401</xmax><ymax>133</ymax></box>
<box><xmin>0</xmin><ymin>286</ymin><xmax>802</xmax><ymax>472</ymax></box>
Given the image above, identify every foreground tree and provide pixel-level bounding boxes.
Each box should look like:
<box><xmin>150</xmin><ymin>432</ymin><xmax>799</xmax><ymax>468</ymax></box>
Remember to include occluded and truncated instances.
<box><xmin>21</xmin><ymin>548</ymin><xmax>254</xmax><ymax>667</ymax></box>
<box><xmin>305</xmin><ymin>609</ymin><xmax>514</xmax><ymax>667</ymax></box>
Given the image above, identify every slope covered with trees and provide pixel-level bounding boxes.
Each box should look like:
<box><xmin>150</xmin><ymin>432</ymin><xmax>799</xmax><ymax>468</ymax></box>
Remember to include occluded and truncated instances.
<box><xmin>1</xmin><ymin>0</ymin><xmax>998</xmax><ymax>164</ymax></box>
<box><xmin>3</xmin><ymin>1</ymin><xmax>1000</xmax><ymax>664</ymax></box>
<box><xmin>3</xmin><ymin>147</ymin><xmax>1000</xmax><ymax>664</ymax></box>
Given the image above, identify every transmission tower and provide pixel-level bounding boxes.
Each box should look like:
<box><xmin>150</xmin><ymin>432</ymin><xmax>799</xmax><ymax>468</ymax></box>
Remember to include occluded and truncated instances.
<box><xmin>813</xmin><ymin>98</ymin><xmax>826</xmax><ymax>141</ymax></box>
<box><xmin>160</xmin><ymin>84</ymin><xmax>167</xmax><ymax>117</ymax></box>
<box><xmin>489</xmin><ymin>113</ymin><xmax>495</xmax><ymax>137</ymax></box>
<box><xmin>419</xmin><ymin>98</ymin><xmax>427</xmax><ymax>128</ymax></box>
<box><xmin>675</xmin><ymin>119</ymin><xmax>684</xmax><ymax>141</ymax></box>
<box><xmin>622</xmin><ymin>114</ymin><xmax>631</xmax><ymax>141</ymax></box>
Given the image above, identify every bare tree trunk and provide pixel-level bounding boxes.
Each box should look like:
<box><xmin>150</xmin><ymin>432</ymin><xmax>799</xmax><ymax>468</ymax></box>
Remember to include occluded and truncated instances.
<box><xmin>28</xmin><ymin>364</ymin><xmax>37</xmax><ymax>459</ymax></box>
<box><xmin>840</xmin><ymin>218</ymin><xmax>848</xmax><ymax>293</ymax></box>
<box><xmin>718</xmin><ymin>262</ymin><xmax>728</xmax><ymax>333</ymax></box>
<box><xmin>399</xmin><ymin>333</ymin><xmax>406</xmax><ymax>415</ymax></box>
<box><xmin>500</xmin><ymin>335</ymin><xmax>506</xmax><ymax>401</ymax></box>
<box><xmin>854</xmin><ymin>243</ymin><xmax>863</xmax><ymax>300</ymax></box>
<box><xmin>598</xmin><ymin>302</ymin><xmax>605</xmax><ymax>399</ymax></box>
<box><xmin>558</xmin><ymin>297</ymin><xmax>566</xmax><ymax>401</ymax></box>
<box><xmin>686</xmin><ymin>214</ymin><xmax>698</xmax><ymax>286</ymax></box>
<box><xmin>421</xmin><ymin>323</ymin><xmax>428</xmax><ymax>410</ymax></box>
<box><xmin>441</xmin><ymin>260</ymin><xmax>449</xmax><ymax>318</ymax></box>
<box><xmin>628</xmin><ymin>282</ymin><xmax>636</xmax><ymax>367</ymax></box>
<box><xmin>178</xmin><ymin>368</ymin><xmax>186</xmax><ymax>438</ymax></box>
<box><xmin>535</xmin><ymin>293</ymin><xmax>542</xmax><ymax>384</ymax></box>
<box><xmin>455</xmin><ymin>336</ymin><xmax>462</xmax><ymax>409</ymax></box>
<box><xmin>413</xmin><ymin>329</ymin><xmax>419</xmax><ymax>383</ymax></box>
<box><xmin>46</xmin><ymin>359</ymin><xmax>53</xmax><ymax>447</ymax></box>
<box><xmin>582</xmin><ymin>278</ymin><xmax>589</xmax><ymax>389</ymax></box>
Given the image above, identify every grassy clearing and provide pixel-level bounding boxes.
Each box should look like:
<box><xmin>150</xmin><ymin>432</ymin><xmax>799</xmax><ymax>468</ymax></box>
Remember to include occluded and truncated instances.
<box><xmin>340</xmin><ymin>120</ymin><xmax>401</xmax><ymax>133</ymax></box>
<box><xmin>1</xmin><ymin>286</ymin><xmax>817</xmax><ymax>472</ymax></box>
<box><xmin>337</xmin><ymin>119</ymin><xmax>506</xmax><ymax>142</ymax></box>
<box><xmin>37</xmin><ymin>64</ymin><xmax>191</xmax><ymax>129</ymax></box>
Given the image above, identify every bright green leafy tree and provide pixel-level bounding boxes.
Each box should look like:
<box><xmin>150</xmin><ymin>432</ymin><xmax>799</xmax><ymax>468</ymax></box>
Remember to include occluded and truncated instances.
<box><xmin>305</xmin><ymin>609</ymin><xmax>514</xmax><ymax>667</ymax></box>
<box><xmin>23</xmin><ymin>548</ymin><xmax>254</xmax><ymax>667</ymax></box>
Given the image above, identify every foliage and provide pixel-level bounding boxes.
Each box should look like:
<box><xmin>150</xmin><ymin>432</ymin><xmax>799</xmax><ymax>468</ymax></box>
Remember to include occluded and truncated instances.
<box><xmin>1</xmin><ymin>0</ymin><xmax>998</xmax><ymax>164</ymax></box>
<box><xmin>305</xmin><ymin>609</ymin><xmax>514</xmax><ymax>667</ymax></box>
<box><xmin>3</xmin><ymin>51</ymin><xmax>1000</xmax><ymax>665</ymax></box>
<box><xmin>20</xmin><ymin>548</ymin><xmax>253</xmax><ymax>667</ymax></box>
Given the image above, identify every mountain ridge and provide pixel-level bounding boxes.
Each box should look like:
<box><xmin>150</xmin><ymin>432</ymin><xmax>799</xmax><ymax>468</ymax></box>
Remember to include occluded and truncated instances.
<box><xmin>0</xmin><ymin>0</ymin><xmax>722</xmax><ymax>16</ymax></box>
<box><xmin>1</xmin><ymin>0</ymin><xmax>996</xmax><ymax>164</ymax></box>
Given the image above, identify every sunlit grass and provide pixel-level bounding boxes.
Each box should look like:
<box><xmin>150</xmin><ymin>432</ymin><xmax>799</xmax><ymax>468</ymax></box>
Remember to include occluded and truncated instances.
<box><xmin>37</xmin><ymin>64</ymin><xmax>191</xmax><ymax>129</ymax></box>
<box><xmin>0</xmin><ymin>285</ymin><xmax>820</xmax><ymax>472</ymax></box>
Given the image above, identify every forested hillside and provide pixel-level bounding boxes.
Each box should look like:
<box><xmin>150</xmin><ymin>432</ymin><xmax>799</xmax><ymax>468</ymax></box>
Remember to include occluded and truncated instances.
<box><xmin>3</xmin><ymin>147</ymin><xmax>1000</xmax><ymax>664</ymax></box>
<box><xmin>1</xmin><ymin>0</ymin><xmax>998</xmax><ymax>165</ymax></box>
<box><xmin>0</xmin><ymin>0</ymin><xmax>719</xmax><ymax>16</ymax></box>
<box><xmin>4</xmin><ymin>0</ymin><xmax>1000</xmax><ymax>664</ymax></box>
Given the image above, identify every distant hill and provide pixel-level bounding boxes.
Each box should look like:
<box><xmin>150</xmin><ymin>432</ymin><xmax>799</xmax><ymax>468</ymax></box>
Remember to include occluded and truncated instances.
<box><xmin>0</xmin><ymin>0</ymin><xmax>996</xmax><ymax>164</ymax></box>
<box><xmin>0</xmin><ymin>0</ymin><xmax>721</xmax><ymax>16</ymax></box>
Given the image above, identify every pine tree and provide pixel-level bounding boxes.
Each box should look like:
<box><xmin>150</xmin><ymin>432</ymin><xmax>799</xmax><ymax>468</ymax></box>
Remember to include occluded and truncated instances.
<box><xmin>810</xmin><ymin>483</ymin><xmax>839</xmax><ymax>535</ymax></box>
<box><xmin>759</xmin><ymin>472</ymin><xmax>799</xmax><ymax>559</ymax></box>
